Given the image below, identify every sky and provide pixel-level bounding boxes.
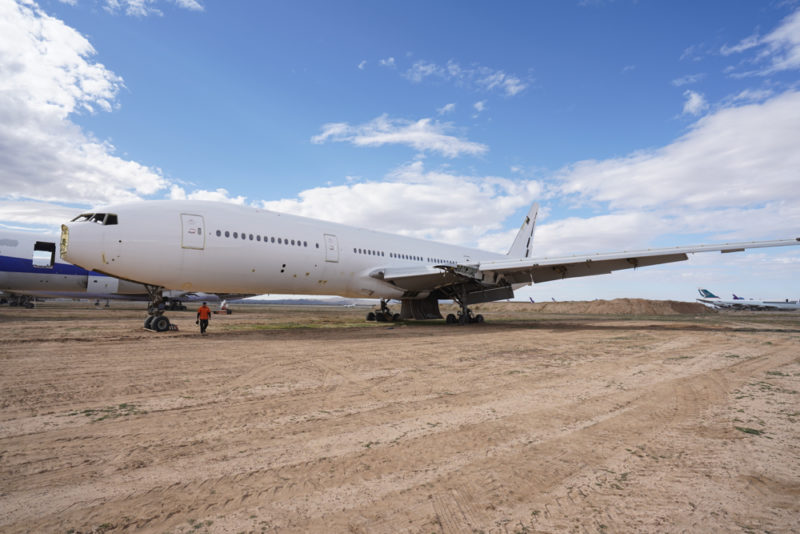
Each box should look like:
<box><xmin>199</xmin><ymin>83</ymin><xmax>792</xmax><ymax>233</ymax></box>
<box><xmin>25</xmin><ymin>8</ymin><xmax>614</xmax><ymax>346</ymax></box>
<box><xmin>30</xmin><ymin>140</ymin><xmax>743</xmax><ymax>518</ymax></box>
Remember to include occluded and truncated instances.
<box><xmin>1</xmin><ymin>0</ymin><xmax>799</xmax><ymax>302</ymax></box>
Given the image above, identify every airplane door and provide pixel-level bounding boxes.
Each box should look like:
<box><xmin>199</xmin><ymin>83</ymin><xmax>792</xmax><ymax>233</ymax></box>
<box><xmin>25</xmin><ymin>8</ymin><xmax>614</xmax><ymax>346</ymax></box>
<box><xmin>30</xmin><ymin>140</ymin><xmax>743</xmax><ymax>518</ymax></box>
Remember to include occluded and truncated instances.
<box><xmin>323</xmin><ymin>234</ymin><xmax>339</xmax><ymax>262</ymax></box>
<box><xmin>181</xmin><ymin>213</ymin><xmax>205</xmax><ymax>250</ymax></box>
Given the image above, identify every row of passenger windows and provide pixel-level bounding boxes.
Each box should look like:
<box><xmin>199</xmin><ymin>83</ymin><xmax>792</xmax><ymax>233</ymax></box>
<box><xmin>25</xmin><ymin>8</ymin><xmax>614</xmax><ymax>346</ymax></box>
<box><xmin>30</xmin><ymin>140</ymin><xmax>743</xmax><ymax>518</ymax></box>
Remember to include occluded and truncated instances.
<box><xmin>352</xmin><ymin>247</ymin><xmax>456</xmax><ymax>265</ymax></box>
<box><xmin>213</xmin><ymin>229</ymin><xmax>457</xmax><ymax>265</ymax></box>
<box><xmin>215</xmin><ymin>229</ymin><xmax>318</xmax><ymax>249</ymax></box>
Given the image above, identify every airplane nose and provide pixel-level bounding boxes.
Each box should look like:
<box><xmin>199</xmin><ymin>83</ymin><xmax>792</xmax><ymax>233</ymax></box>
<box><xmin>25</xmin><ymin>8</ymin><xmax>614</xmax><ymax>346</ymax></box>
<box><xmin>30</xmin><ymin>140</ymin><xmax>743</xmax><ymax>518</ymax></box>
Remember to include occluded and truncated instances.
<box><xmin>60</xmin><ymin>221</ymin><xmax>103</xmax><ymax>271</ymax></box>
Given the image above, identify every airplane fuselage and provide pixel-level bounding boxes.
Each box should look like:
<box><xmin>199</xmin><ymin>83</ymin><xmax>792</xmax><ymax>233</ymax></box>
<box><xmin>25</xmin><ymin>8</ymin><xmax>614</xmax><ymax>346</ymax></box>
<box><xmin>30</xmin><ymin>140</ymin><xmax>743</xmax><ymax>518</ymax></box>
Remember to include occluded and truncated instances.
<box><xmin>61</xmin><ymin>201</ymin><xmax>507</xmax><ymax>300</ymax></box>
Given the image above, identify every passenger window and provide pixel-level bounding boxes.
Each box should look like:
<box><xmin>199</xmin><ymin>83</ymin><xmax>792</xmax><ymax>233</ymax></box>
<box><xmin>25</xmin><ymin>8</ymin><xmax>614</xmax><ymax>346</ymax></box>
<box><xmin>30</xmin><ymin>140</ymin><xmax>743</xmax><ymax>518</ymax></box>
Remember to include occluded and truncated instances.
<box><xmin>233</xmin><ymin>232</ymin><xmax>238</xmax><ymax>238</ymax></box>
<box><xmin>249</xmin><ymin>234</ymin><xmax>254</xmax><ymax>240</ymax></box>
<box><xmin>216</xmin><ymin>230</ymin><xmax>221</xmax><ymax>237</ymax></box>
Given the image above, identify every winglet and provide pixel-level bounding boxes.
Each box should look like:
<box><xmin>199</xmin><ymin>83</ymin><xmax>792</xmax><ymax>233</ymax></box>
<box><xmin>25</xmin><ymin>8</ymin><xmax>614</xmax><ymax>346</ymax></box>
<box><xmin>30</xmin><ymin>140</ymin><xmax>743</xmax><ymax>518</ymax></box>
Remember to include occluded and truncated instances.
<box><xmin>507</xmin><ymin>202</ymin><xmax>539</xmax><ymax>258</ymax></box>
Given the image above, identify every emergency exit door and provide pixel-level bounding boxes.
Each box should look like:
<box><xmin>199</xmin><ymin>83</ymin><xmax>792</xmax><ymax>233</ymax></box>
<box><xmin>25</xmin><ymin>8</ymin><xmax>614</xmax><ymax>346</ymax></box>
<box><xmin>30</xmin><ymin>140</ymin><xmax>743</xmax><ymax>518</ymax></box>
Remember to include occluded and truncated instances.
<box><xmin>181</xmin><ymin>213</ymin><xmax>205</xmax><ymax>250</ymax></box>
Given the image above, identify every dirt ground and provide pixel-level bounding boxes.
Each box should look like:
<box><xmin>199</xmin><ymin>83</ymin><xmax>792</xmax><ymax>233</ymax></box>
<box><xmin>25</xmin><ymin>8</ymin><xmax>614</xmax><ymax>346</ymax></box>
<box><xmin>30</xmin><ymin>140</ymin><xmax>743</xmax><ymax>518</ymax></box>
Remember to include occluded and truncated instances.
<box><xmin>1</xmin><ymin>301</ymin><xmax>798</xmax><ymax>534</ymax></box>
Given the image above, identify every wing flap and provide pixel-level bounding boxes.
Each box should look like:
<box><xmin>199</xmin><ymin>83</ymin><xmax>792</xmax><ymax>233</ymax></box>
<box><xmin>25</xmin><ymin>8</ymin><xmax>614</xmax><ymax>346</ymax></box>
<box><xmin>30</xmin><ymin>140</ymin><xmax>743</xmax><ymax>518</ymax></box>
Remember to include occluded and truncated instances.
<box><xmin>370</xmin><ymin>265</ymin><xmax>466</xmax><ymax>292</ymax></box>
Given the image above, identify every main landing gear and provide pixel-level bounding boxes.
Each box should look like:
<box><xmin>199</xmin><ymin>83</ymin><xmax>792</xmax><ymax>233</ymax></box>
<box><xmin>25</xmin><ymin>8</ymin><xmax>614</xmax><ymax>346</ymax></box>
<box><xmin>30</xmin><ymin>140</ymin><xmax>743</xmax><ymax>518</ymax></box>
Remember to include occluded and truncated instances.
<box><xmin>445</xmin><ymin>308</ymin><xmax>484</xmax><ymax>325</ymax></box>
<box><xmin>446</xmin><ymin>287</ymin><xmax>484</xmax><ymax>325</ymax></box>
<box><xmin>366</xmin><ymin>299</ymin><xmax>401</xmax><ymax>322</ymax></box>
<box><xmin>143</xmin><ymin>285</ymin><xmax>174</xmax><ymax>332</ymax></box>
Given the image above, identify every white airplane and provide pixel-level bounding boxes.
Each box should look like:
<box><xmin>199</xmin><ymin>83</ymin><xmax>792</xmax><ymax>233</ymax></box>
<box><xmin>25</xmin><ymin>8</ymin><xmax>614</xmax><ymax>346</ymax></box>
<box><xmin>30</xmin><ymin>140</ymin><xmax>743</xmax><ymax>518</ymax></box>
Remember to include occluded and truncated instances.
<box><xmin>58</xmin><ymin>199</ymin><xmax>800</xmax><ymax>331</ymax></box>
<box><xmin>696</xmin><ymin>288</ymin><xmax>800</xmax><ymax>311</ymax></box>
<box><xmin>0</xmin><ymin>228</ymin><xmax>229</xmax><ymax>310</ymax></box>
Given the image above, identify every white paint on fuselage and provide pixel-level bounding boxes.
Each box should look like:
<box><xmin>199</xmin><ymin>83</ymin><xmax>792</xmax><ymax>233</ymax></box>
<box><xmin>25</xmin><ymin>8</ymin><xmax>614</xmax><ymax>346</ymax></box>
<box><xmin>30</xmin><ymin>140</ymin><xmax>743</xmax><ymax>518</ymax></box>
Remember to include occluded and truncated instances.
<box><xmin>62</xmin><ymin>200</ymin><xmax>506</xmax><ymax>298</ymax></box>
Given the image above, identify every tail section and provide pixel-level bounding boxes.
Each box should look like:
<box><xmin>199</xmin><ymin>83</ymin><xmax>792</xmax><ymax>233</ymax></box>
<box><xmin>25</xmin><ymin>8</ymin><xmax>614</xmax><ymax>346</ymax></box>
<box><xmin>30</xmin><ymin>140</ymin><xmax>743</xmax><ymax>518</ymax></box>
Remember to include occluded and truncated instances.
<box><xmin>507</xmin><ymin>202</ymin><xmax>539</xmax><ymax>259</ymax></box>
<box><xmin>698</xmin><ymin>288</ymin><xmax>720</xmax><ymax>299</ymax></box>
<box><xmin>732</xmin><ymin>294</ymin><xmax>744</xmax><ymax>300</ymax></box>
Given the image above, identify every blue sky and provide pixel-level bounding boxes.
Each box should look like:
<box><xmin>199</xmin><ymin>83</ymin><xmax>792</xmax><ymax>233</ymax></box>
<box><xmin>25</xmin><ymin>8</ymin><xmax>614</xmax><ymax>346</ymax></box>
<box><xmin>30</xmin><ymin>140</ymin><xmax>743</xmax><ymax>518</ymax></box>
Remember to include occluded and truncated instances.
<box><xmin>1</xmin><ymin>0</ymin><xmax>799</xmax><ymax>302</ymax></box>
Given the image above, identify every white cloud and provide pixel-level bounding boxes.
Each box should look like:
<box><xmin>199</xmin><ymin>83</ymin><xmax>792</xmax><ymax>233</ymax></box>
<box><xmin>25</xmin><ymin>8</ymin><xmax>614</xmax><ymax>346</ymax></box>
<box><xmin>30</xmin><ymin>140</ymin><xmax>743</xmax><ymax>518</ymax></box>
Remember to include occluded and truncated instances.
<box><xmin>437</xmin><ymin>103</ymin><xmax>456</xmax><ymax>115</ymax></box>
<box><xmin>682</xmin><ymin>90</ymin><xmax>708</xmax><ymax>115</ymax></box>
<box><xmin>555</xmin><ymin>90</ymin><xmax>800</xmax><ymax>240</ymax></box>
<box><xmin>473</xmin><ymin>100</ymin><xmax>486</xmax><ymax>113</ymax></box>
<box><xmin>102</xmin><ymin>0</ymin><xmax>203</xmax><ymax>17</ymax></box>
<box><xmin>379</xmin><ymin>57</ymin><xmax>396</xmax><ymax>68</ymax></box>
<box><xmin>0</xmin><ymin>199</ymin><xmax>86</xmax><ymax>228</ymax></box>
<box><xmin>671</xmin><ymin>73</ymin><xmax>704</xmax><ymax>86</ymax></box>
<box><xmin>262</xmin><ymin>160</ymin><xmax>542</xmax><ymax>246</ymax></box>
<box><xmin>358</xmin><ymin>60</ymin><xmax>367</xmax><ymax>70</ymax></box>
<box><xmin>720</xmin><ymin>33</ymin><xmax>761</xmax><ymax>56</ymax></box>
<box><xmin>680</xmin><ymin>43</ymin><xmax>708</xmax><ymax>62</ymax></box>
<box><xmin>723</xmin><ymin>8</ymin><xmax>800</xmax><ymax>76</ymax></box>
<box><xmin>168</xmin><ymin>185</ymin><xmax>246</xmax><ymax>204</ymax></box>
<box><xmin>720</xmin><ymin>88</ymin><xmax>774</xmax><ymax>106</ymax></box>
<box><xmin>0</xmin><ymin>0</ymin><xmax>166</xmax><ymax>208</ymax></box>
<box><xmin>310</xmin><ymin>114</ymin><xmax>488</xmax><ymax>158</ymax></box>
<box><xmin>403</xmin><ymin>59</ymin><xmax>527</xmax><ymax>97</ymax></box>
<box><xmin>406</xmin><ymin>60</ymin><xmax>440</xmax><ymax>81</ymax></box>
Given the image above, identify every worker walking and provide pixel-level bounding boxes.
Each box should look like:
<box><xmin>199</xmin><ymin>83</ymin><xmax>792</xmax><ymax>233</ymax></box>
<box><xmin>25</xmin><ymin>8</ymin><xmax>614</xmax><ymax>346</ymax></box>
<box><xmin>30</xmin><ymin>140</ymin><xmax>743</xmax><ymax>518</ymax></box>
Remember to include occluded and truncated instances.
<box><xmin>196</xmin><ymin>302</ymin><xmax>211</xmax><ymax>335</ymax></box>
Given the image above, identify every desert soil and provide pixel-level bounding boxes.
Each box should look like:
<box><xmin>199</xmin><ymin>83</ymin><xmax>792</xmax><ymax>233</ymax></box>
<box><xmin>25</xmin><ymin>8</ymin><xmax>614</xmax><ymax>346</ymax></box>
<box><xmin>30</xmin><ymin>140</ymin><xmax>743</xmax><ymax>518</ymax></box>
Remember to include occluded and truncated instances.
<box><xmin>1</xmin><ymin>301</ymin><xmax>798</xmax><ymax>534</ymax></box>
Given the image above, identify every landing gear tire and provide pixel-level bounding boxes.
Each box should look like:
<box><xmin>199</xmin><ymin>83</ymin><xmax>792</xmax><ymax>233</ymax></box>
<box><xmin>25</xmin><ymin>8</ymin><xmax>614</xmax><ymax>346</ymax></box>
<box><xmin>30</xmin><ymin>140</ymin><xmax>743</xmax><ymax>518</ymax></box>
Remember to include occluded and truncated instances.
<box><xmin>446</xmin><ymin>313</ymin><xmax>457</xmax><ymax>324</ymax></box>
<box><xmin>367</xmin><ymin>300</ymin><xmax>399</xmax><ymax>323</ymax></box>
<box><xmin>474</xmin><ymin>314</ymin><xmax>484</xmax><ymax>324</ymax></box>
<box><xmin>151</xmin><ymin>316</ymin><xmax>171</xmax><ymax>332</ymax></box>
<box><xmin>144</xmin><ymin>316</ymin><xmax>155</xmax><ymax>330</ymax></box>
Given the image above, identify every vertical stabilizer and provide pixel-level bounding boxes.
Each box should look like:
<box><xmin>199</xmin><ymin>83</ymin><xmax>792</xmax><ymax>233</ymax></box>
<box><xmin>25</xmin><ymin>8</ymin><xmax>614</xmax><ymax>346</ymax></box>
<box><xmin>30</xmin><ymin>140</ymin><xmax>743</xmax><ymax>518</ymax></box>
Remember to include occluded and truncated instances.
<box><xmin>507</xmin><ymin>202</ymin><xmax>539</xmax><ymax>258</ymax></box>
<box><xmin>698</xmin><ymin>289</ymin><xmax>720</xmax><ymax>299</ymax></box>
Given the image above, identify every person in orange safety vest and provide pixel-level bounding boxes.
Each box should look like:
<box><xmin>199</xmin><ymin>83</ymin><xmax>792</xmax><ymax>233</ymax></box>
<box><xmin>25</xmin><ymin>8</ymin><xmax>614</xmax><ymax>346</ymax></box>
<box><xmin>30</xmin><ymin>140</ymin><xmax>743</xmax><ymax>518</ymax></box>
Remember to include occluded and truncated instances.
<box><xmin>196</xmin><ymin>302</ymin><xmax>211</xmax><ymax>335</ymax></box>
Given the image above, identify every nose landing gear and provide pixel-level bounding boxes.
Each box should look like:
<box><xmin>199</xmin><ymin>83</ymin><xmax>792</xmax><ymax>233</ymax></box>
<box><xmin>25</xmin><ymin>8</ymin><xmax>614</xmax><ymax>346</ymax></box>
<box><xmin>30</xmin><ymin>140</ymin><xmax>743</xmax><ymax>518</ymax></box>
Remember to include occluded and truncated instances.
<box><xmin>144</xmin><ymin>285</ymin><xmax>174</xmax><ymax>332</ymax></box>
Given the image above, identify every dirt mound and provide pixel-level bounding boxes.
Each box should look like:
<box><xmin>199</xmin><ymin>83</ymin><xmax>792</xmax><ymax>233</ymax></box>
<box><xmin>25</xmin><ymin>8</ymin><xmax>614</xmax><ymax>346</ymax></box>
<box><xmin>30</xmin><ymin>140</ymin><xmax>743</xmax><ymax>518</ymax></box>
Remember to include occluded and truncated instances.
<box><xmin>529</xmin><ymin>298</ymin><xmax>713</xmax><ymax>315</ymax></box>
<box><xmin>473</xmin><ymin>298</ymin><xmax>714</xmax><ymax>316</ymax></box>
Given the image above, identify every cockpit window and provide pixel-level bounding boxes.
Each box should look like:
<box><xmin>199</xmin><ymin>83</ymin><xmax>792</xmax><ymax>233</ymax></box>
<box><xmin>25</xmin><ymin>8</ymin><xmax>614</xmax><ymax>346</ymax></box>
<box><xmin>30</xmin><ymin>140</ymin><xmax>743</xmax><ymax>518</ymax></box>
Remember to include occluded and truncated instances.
<box><xmin>71</xmin><ymin>213</ymin><xmax>118</xmax><ymax>225</ymax></box>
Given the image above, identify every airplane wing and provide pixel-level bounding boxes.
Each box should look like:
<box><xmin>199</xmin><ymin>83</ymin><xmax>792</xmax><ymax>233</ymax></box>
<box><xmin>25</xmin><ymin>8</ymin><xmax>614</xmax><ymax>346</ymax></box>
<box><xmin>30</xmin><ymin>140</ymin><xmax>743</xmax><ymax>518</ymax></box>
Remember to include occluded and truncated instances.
<box><xmin>370</xmin><ymin>238</ymin><xmax>800</xmax><ymax>304</ymax></box>
<box><xmin>478</xmin><ymin>238</ymin><xmax>800</xmax><ymax>285</ymax></box>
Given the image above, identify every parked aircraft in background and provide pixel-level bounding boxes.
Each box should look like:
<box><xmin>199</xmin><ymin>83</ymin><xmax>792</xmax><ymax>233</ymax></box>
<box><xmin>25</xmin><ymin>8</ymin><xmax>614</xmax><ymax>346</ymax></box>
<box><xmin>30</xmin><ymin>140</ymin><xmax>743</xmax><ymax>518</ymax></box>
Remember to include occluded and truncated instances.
<box><xmin>59</xmin><ymin>200</ymin><xmax>800</xmax><ymax>331</ymax></box>
<box><xmin>696</xmin><ymin>288</ymin><xmax>800</xmax><ymax>311</ymax></box>
<box><xmin>0</xmin><ymin>228</ymin><xmax>234</xmax><ymax>310</ymax></box>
